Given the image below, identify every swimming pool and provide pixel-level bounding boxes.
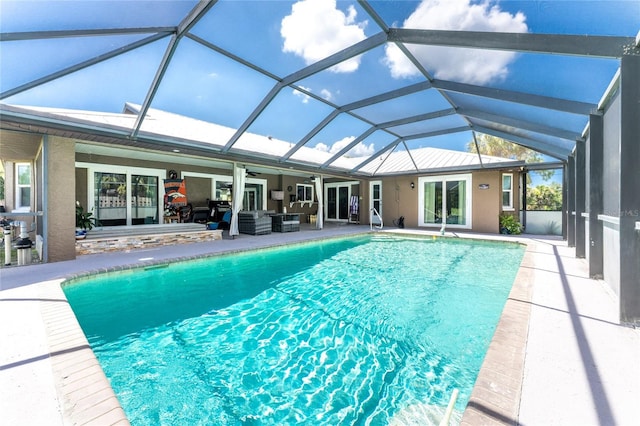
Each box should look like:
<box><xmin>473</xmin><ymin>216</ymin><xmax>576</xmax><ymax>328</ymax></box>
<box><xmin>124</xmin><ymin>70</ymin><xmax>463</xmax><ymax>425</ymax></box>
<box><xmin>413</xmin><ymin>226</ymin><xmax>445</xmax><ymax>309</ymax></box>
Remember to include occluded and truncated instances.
<box><xmin>63</xmin><ymin>234</ymin><xmax>525</xmax><ymax>425</ymax></box>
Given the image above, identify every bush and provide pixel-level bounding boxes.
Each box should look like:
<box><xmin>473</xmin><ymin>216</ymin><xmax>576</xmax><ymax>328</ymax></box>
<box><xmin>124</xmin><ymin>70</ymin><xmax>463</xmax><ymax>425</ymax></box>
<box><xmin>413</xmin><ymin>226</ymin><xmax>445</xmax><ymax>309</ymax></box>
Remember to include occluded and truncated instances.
<box><xmin>527</xmin><ymin>183</ymin><xmax>562</xmax><ymax>211</ymax></box>
<box><xmin>76</xmin><ymin>202</ymin><xmax>98</xmax><ymax>230</ymax></box>
<box><xmin>500</xmin><ymin>214</ymin><xmax>523</xmax><ymax>235</ymax></box>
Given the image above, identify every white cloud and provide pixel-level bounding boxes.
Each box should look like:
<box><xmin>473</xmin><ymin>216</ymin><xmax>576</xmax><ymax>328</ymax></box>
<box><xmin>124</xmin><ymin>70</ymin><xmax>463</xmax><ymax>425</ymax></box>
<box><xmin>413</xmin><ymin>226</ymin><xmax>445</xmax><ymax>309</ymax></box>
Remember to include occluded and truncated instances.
<box><xmin>314</xmin><ymin>136</ymin><xmax>375</xmax><ymax>157</ymax></box>
<box><xmin>315</xmin><ymin>142</ymin><xmax>330</xmax><ymax>152</ymax></box>
<box><xmin>320</xmin><ymin>88</ymin><xmax>334</xmax><ymax>102</ymax></box>
<box><xmin>281</xmin><ymin>0</ymin><xmax>367</xmax><ymax>73</ymax></box>
<box><xmin>292</xmin><ymin>86</ymin><xmax>312</xmax><ymax>103</ymax></box>
<box><xmin>384</xmin><ymin>0</ymin><xmax>528</xmax><ymax>84</ymax></box>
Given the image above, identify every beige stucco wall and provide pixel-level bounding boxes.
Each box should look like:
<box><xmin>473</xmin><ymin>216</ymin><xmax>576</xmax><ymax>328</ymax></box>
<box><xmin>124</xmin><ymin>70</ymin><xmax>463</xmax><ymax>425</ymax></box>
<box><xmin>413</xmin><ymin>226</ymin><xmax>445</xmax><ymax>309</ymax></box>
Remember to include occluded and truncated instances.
<box><xmin>75</xmin><ymin>167</ymin><xmax>88</xmax><ymax>208</ymax></box>
<box><xmin>472</xmin><ymin>170</ymin><xmax>502</xmax><ymax>233</ymax></box>
<box><xmin>48</xmin><ymin>136</ymin><xmax>76</xmax><ymax>262</ymax></box>
<box><xmin>378</xmin><ymin>176</ymin><xmax>419</xmax><ymax>228</ymax></box>
<box><xmin>376</xmin><ymin>170</ymin><xmax>516</xmax><ymax>233</ymax></box>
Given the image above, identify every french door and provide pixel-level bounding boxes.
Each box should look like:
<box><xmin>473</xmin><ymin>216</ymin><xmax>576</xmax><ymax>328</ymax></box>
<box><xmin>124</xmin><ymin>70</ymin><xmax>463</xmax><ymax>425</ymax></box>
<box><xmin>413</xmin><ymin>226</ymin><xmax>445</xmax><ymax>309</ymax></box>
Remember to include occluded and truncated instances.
<box><xmin>327</xmin><ymin>186</ymin><xmax>349</xmax><ymax>221</ymax></box>
<box><xmin>370</xmin><ymin>180</ymin><xmax>382</xmax><ymax>225</ymax></box>
<box><xmin>419</xmin><ymin>174</ymin><xmax>472</xmax><ymax>229</ymax></box>
<box><xmin>325</xmin><ymin>182</ymin><xmax>357</xmax><ymax>221</ymax></box>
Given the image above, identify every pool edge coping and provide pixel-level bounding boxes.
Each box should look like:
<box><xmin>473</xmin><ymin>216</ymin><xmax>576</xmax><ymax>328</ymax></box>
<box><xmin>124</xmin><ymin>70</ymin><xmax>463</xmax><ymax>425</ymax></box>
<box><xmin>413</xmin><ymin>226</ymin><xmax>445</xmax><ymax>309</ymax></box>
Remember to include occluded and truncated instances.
<box><xmin>460</xmin><ymin>237</ymin><xmax>535</xmax><ymax>425</ymax></box>
<box><xmin>38</xmin><ymin>280</ymin><xmax>131</xmax><ymax>425</ymax></box>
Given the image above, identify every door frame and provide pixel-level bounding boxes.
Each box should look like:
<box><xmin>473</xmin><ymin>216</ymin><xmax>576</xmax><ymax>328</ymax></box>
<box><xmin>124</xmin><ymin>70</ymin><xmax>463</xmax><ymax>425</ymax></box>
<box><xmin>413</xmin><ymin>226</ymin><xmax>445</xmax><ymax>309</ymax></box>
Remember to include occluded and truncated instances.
<box><xmin>324</xmin><ymin>180</ymin><xmax>359</xmax><ymax>222</ymax></box>
<box><xmin>369</xmin><ymin>180</ymin><xmax>382</xmax><ymax>225</ymax></box>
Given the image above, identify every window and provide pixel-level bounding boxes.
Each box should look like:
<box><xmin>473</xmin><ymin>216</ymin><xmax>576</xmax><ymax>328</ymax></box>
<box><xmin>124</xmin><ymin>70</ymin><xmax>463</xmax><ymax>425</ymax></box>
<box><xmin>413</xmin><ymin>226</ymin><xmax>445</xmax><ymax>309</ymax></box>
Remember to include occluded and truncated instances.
<box><xmin>15</xmin><ymin>163</ymin><xmax>31</xmax><ymax>211</ymax></box>
<box><xmin>296</xmin><ymin>183</ymin><xmax>314</xmax><ymax>202</ymax></box>
<box><xmin>418</xmin><ymin>174</ymin><xmax>472</xmax><ymax>228</ymax></box>
<box><xmin>502</xmin><ymin>173</ymin><xmax>513</xmax><ymax>210</ymax></box>
<box><xmin>215</xmin><ymin>180</ymin><xmax>233</xmax><ymax>201</ymax></box>
<box><xmin>80</xmin><ymin>162</ymin><xmax>165</xmax><ymax>226</ymax></box>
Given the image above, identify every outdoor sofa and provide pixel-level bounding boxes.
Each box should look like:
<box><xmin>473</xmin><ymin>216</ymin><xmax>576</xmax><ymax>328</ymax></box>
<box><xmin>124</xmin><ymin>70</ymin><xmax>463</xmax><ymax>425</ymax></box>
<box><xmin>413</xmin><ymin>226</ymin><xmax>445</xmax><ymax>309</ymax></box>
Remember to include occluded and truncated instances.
<box><xmin>237</xmin><ymin>210</ymin><xmax>274</xmax><ymax>235</ymax></box>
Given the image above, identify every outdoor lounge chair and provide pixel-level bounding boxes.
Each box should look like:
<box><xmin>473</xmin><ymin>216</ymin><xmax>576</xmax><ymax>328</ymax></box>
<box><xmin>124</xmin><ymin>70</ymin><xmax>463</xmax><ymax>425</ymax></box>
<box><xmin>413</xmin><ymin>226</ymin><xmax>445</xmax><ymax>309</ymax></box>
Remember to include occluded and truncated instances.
<box><xmin>206</xmin><ymin>210</ymin><xmax>231</xmax><ymax>230</ymax></box>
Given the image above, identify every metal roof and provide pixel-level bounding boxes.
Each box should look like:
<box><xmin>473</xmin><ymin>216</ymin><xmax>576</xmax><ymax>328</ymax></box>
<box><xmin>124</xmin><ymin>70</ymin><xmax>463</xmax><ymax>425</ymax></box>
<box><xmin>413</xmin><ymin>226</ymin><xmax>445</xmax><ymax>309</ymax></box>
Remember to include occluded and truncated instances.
<box><xmin>1</xmin><ymin>0</ymin><xmax>638</xmax><ymax>176</ymax></box>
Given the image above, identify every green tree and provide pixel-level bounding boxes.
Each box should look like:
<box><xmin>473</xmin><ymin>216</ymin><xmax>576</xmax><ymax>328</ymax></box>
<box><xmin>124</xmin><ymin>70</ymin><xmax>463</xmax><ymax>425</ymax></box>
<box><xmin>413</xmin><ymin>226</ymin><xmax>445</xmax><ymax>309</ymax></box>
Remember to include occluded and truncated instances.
<box><xmin>468</xmin><ymin>134</ymin><xmax>542</xmax><ymax>161</ymax></box>
<box><xmin>467</xmin><ymin>134</ymin><xmax>554</xmax><ymax>181</ymax></box>
<box><xmin>0</xmin><ymin>176</ymin><xmax>4</xmax><ymax>200</ymax></box>
<box><xmin>527</xmin><ymin>183</ymin><xmax>563</xmax><ymax>211</ymax></box>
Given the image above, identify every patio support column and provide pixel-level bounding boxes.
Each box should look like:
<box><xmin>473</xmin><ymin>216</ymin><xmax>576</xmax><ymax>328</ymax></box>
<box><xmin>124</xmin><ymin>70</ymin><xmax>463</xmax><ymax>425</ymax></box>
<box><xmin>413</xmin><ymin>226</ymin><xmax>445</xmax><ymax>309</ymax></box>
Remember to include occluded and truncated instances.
<box><xmin>619</xmin><ymin>54</ymin><xmax>640</xmax><ymax>324</ymax></box>
<box><xmin>574</xmin><ymin>141</ymin><xmax>586</xmax><ymax>258</ymax></box>
<box><xmin>521</xmin><ymin>171</ymin><xmax>527</xmax><ymax>231</ymax></box>
<box><xmin>566</xmin><ymin>155</ymin><xmax>575</xmax><ymax>247</ymax></box>
<box><xmin>45</xmin><ymin>136</ymin><xmax>76</xmax><ymax>262</ymax></box>
<box><xmin>561</xmin><ymin>162</ymin><xmax>567</xmax><ymax>239</ymax></box>
<box><xmin>588</xmin><ymin>113</ymin><xmax>604</xmax><ymax>278</ymax></box>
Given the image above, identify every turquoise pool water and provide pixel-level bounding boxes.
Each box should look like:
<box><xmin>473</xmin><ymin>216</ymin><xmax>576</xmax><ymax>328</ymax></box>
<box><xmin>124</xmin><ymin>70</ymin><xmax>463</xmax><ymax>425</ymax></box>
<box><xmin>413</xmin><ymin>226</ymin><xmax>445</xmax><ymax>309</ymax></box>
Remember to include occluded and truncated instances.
<box><xmin>63</xmin><ymin>234</ymin><xmax>525</xmax><ymax>425</ymax></box>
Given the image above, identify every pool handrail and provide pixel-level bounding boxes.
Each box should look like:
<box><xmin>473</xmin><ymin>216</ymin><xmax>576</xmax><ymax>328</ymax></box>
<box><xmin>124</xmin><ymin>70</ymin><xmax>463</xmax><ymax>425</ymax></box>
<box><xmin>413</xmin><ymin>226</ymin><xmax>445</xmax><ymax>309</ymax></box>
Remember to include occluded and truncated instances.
<box><xmin>439</xmin><ymin>388</ymin><xmax>459</xmax><ymax>426</ymax></box>
<box><xmin>370</xmin><ymin>207</ymin><xmax>383</xmax><ymax>230</ymax></box>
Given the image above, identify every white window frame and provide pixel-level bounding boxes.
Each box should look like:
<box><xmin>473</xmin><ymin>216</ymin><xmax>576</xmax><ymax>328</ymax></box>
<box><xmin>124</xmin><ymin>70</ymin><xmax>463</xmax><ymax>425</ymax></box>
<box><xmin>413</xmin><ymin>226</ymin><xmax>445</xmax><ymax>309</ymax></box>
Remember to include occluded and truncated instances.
<box><xmin>77</xmin><ymin>162</ymin><xmax>165</xmax><ymax>226</ymax></box>
<box><xmin>14</xmin><ymin>162</ymin><xmax>32</xmax><ymax>212</ymax></box>
<box><xmin>502</xmin><ymin>173</ymin><xmax>514</xmax><ymax>211</ymax></box>
<box><xmin>296</xmin><ymin>183</ymin><xmax>314</xmax><ymax>202</ymax></box>
<box><xmin>418</xmin><ymin>173</ymin><xmax>472</xmax><ymax>229</ymax></box>
<box><xmin>182</xmin><ymin>171</ymin><xmax>267</xmax><ymax>209</ymax></box>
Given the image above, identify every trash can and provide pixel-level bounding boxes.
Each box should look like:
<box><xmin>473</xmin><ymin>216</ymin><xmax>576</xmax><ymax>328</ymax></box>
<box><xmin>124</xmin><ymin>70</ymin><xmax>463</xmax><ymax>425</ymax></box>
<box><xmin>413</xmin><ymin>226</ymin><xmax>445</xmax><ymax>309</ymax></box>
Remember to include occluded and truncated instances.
<box><xmin>3</xmin><ymin>226</ymin><xmax>11</xmax><ymax>266</ymax></box>
<box><xmin>16</xmin><ymin>237</ymin><xmax>32</xmax><ymax>266</ymax></box>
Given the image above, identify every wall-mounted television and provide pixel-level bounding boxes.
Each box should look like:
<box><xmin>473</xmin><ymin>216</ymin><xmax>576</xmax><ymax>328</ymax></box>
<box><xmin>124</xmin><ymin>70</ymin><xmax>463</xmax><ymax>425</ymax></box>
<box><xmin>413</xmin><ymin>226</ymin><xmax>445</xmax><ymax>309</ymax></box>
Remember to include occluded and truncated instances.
<box><xmin>270</xmin><ymin>190</ymin><xmax>284</xmax><ymax>201</ymax></box>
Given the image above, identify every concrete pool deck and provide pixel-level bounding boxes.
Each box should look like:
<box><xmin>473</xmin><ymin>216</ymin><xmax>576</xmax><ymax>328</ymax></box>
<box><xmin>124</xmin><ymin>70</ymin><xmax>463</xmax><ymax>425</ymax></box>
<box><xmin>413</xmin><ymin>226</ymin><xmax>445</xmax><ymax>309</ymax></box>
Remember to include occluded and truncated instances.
<box><xmin>1</xmin><ymin>226</ymin><xmax>638</xmax><ymax>425</ymax></box>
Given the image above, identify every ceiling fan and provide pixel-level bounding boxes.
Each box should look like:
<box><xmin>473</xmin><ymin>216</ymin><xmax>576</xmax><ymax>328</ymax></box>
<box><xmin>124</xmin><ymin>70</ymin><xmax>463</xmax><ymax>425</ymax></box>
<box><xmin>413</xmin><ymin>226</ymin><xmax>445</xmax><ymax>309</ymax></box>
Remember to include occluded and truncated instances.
<box><xmin>246</xmin><ymin>169</ymin><xmax>261</xmax><ymax>177</ymax></box>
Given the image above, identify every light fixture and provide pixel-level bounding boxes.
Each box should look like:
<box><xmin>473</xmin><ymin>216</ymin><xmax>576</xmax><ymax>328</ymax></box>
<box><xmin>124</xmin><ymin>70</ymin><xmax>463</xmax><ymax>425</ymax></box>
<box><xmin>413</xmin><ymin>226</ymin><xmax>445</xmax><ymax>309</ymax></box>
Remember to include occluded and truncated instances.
<box><xmin>410</xmin><ymin>182</ymin><xmax>415</xmax><ymax>189</ymax></box>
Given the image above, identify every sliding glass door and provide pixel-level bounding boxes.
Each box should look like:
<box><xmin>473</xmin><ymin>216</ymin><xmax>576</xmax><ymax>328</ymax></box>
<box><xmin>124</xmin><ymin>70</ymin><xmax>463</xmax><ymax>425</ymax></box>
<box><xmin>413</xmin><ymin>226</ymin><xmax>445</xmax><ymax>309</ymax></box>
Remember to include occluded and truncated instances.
<box><xmin>419</xmin><ymin>174</ymin><xmax>471</xmax><ymax>228</ymax></box>
<box><xmin>94</xmin><ymin>172</ymin><xmax>127</xmax><ymax>226</ymax></box>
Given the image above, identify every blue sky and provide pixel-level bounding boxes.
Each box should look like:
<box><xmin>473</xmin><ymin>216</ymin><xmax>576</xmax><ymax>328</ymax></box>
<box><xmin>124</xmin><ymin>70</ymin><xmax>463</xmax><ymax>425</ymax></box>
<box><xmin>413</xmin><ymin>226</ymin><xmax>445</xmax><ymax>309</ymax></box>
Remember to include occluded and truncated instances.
<box><xmin>1</xmin><ymin>0</ymin><xmax>638</xmax><ymax>165</ymax></box>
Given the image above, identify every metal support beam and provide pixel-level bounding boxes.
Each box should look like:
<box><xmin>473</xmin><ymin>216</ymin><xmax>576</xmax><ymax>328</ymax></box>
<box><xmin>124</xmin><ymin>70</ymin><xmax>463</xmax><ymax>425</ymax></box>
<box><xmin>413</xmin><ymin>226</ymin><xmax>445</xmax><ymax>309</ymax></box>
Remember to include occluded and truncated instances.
<box><xmin>281</xmin><ymin>110</ymin><xmax>340</xmax><ymax>161</ymax></box>
<box><xmin>619</xmin><ymin>55</ymin><xmax>640</xmax><ymax>324</ymax></box>
<box><xmin>387</xmin><ymin>28</ymin><xmax>634</xmax><ymax>58</ymax></box>
<box><xmin>1</xmin><ymin>33</ymin><xmax>168</xmax><ymax>100</ymax></box>
<box><xmin>472</xmin><ymin>125</ymin><xmax>570</xmax><ymax>160</ymax></box>
<box><xmin>575</xmin><ymin>141</ymin><xmax>586</xmax><ymax>257</ymax></box>
<box><xmin>379</xmin><ymin>108</ymin><xmax>457</xmax><ymax>129</ymax></box>
<box><xmin>351</xmin><ymin>138</ymin><xmax>401</xmax><ymax>174</ymax></box>
<box><xmin>131</xmin><ymin>0</ymin><xmax>216</xmax><ymax>138</ymax></box>
<box><xmin>588</xmin><ymin>113</ymin><xmax>604</xmax><ymax>278</ymax></box>
<box><xmin>222</xmin><ymin>83</ymin><xmax>283</xmax><ymax>152</ymax></box>
<box><xmin>281</xmin><ymin>32</ymin><xmax>387</xmax><ymax>86</ymax></box>
<box><xmin>341</xmin><ymin>81</ymin><xmax>432</xmax><ymax>111</ymax></box>
<box><xmin>432</xmin><ymin>79</ymin><xmax>595</xmax><ymax>115</ymax></box>
<box><xmin>321</xmin><ymin>127</ymin><xmax>377</xmax><ymax>168</ymax></box>
<box><xmin>567</xmin><ymin>155</ymin><xmax>575</xmax><ymax>247</ymax></box>
<box><xmin>460</xmin><ymin>108</ymin><xmax>579</xmax><ymax>141</ymax></box>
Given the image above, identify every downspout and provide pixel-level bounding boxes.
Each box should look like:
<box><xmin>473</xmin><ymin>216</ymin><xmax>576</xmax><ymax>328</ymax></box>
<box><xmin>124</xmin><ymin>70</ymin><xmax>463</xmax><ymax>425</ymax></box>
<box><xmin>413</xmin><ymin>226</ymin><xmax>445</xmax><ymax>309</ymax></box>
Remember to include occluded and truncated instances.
<box><xmin>472</xmin><ymin>131</ymin><xmax>484</xmax><ymax>168</ymax></box>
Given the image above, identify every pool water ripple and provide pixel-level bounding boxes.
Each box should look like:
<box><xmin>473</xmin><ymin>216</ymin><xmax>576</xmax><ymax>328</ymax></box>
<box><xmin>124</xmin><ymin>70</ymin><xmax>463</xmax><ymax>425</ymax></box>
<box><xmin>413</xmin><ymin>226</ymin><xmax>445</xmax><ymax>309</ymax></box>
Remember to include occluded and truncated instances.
<box><xmin>65</xmin><ymin>235</ymin><xmax>524</xmax><ymax>425</ymax></box>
